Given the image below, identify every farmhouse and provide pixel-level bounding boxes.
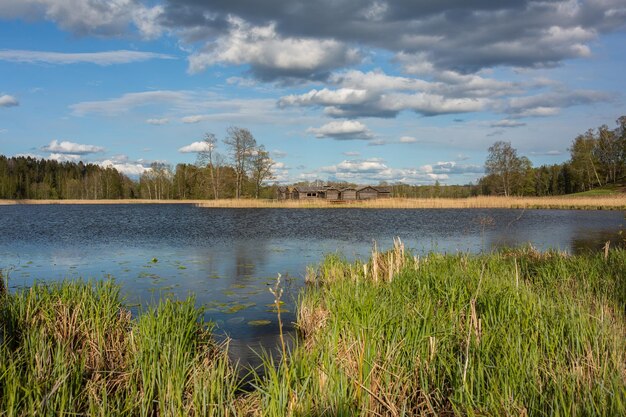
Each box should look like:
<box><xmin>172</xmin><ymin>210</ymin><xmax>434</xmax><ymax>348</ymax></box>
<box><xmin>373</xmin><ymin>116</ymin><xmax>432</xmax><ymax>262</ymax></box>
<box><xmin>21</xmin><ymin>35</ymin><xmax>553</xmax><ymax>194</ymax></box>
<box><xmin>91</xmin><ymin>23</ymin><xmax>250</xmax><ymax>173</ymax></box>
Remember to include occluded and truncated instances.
<box><xmin>277</xmin><ymin>185</ymin><xmax>391</xmax><ymax>201</ymax></box>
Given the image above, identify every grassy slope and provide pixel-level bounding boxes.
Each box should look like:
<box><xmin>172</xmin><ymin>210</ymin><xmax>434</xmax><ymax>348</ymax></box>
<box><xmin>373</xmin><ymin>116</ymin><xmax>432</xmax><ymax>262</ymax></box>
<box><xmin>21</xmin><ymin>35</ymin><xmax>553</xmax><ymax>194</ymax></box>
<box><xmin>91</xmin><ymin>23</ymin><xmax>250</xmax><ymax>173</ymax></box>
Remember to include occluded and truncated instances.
<box><xmin>569</xmin><ymin>182</ymin><xmax>626</xmax><ymax>197</ymax></box>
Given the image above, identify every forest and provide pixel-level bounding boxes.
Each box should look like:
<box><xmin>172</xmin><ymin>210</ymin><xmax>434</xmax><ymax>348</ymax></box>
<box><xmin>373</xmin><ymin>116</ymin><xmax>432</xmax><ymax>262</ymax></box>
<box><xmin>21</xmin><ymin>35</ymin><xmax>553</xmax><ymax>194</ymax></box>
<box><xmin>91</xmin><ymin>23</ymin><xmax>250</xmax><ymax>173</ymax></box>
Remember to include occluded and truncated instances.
<box><xmin>0</xmin><ymin>118</ymin><xmax>624</xmax><ymax>200</ymax></box>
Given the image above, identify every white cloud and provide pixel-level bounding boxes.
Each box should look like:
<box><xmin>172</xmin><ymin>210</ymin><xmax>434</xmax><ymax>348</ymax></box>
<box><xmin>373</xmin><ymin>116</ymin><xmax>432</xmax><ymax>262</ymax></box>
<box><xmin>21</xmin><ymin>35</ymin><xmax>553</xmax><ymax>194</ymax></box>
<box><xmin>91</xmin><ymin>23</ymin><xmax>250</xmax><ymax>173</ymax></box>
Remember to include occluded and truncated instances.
<box><xmin>343</xmin><ymin>151</ymin><xmax>361</xmax><ymax>156</ymax></box>
<box><xmin>0</xmin><ymin>94</ymin><xmax>18</xmax><ymax>107</ymax></box>
<box><xmin>42</xmin><ymin>140</ymin><xmax>105</xmax><ymax>154</ymax></box>
<box><xmin>99</xmin><ymin>160</ymin><xmax>149</xmax><ymax>176</ymax></box>
<box><xmin>399</xmin><ymin>136</ymin><xmax>418</xmax><ymax>143</ymax></box>
<box><xmin>306</xmin><ymin>120</ymin><xmax>373</xmax><ymax>140</ymax></box>
<box><xmin>187</xmin><ymin>16</ymin><xmax>360</xmax><ymax>80</ymax></box>
<box><xmin>48</xmin><ymin>153</ymin><xmax>81</xmax><ymax>162</ymax></box>
<box><xmin>70</xmin><ymin>91</ymin><xmax>190</xmax><ymax>116</ymax></box>
<box><xmin>0</xmin><ymin>50</ymin><xmax>174</xmax><ymax>65</ymax></box>
<box><xmin>491</xmin><ymin>119</ymin><xmax>527</xmax><ymax>128</ymax></box>
<box><xmin>314</xmin><ymin>158</ymin><xmax>450</xmax><ymax>184</ymax></box>
<box><xmin>181</xmin><ymin>115</ymin><xmax>210</xmax><ymax>124</ymax></box>
<box><xmin>0</xmin><ymin>0</ymin><xmax>163</xmax><ymax>39</ymax></box>
<box><xmin>279</xmin><ymin>70</ymin><xmax>492</xmax><ymax>118</ymax></box>
<box><xmin>279</xmin><ymin>88</ymin><xmax>370</xmax><ymax>107</ymax></box>
<box><xmin>178</xmin><ymin>141</ymin><xmax>214</xmax><ymax>153</ymax></box>
<box><xmin>146</xmin><ymin>117</ymin><xmax>169</xmax><ymax>125</ymax></box>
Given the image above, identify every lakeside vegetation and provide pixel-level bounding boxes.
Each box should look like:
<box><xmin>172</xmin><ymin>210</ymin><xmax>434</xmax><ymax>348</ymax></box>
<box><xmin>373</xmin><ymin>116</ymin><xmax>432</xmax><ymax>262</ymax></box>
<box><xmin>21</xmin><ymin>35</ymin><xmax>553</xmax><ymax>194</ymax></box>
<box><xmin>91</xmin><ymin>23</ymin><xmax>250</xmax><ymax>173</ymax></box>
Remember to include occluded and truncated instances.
<box><xmin>2</xmin><ymin>194</ymin><xmax>626</xmax><ymax>210</ymax></box>
<box><xmin>2</xmin><ymin>244</ymin><xmax>625</xmax><ymax>416</ymax></box>
<box><xmin>1</xmin><ymin>117</ymin><xmax>625</xmax><ymax>202</ymax></box>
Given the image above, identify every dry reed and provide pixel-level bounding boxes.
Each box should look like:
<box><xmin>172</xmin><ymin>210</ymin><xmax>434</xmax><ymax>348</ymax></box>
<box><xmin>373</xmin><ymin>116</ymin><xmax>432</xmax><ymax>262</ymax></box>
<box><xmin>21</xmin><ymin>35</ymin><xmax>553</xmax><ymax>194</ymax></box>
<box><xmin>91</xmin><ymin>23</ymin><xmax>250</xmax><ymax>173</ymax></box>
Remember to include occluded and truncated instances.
<box><xmin>2</xmin><ymin>195</ymin><xmax>625</xmax><ymax>209</ymax></box>
<box><xmin>195</xmin><ymin>195</ymin><xmax>626</xmax><ymax>210</ymax></box>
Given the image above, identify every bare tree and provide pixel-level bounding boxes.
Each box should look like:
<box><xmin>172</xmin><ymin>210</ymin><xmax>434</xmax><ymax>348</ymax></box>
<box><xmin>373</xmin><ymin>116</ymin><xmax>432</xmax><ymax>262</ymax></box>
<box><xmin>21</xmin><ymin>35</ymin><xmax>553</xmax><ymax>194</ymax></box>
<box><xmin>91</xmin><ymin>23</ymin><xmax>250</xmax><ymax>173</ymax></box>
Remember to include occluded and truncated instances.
<box><xmin>196</xmin><ymin>133</ymin><xmax>222</xmax><ymax>199</ymax></box>
<box><xmin>223</xmin><ymin>127</ymin><xmax>257</xmax><ymax>198</ymax></box>
<box><xmin>250</xmin><ymin>145</ymin><xmax>275</xmax><ymax>198</ymax></box>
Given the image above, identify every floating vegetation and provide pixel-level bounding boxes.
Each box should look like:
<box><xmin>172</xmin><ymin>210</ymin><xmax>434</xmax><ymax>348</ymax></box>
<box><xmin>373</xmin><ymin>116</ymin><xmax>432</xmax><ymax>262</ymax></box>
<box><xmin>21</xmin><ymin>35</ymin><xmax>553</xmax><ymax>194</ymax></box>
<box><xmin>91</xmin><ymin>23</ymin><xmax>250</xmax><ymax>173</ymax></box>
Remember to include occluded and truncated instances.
<box><xmin>225</xmin><ymin>302</ymin><xmax>255</xmax><ymax>314</ymax></box>
<box><xmin>247</xmin><ymin>320</ymin><xmax>271</xmax><ymax>326</ymax></box>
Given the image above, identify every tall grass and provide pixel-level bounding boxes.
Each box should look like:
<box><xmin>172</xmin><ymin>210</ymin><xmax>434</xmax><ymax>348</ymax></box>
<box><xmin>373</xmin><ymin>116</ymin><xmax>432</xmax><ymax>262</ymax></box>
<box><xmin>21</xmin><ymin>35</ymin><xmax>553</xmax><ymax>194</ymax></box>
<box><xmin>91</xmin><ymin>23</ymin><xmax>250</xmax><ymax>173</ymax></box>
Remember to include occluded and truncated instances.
<box><xmin>2</xmin><ymin>195</ymin><xmax>625</xmax><ymax>209</ymax></box>
<box><xmin>0</xmin><ymin>280</ymin><xmax>240</xmax><ymax>416</ymax></box>
<box><xmin>2</xmin><ymin>245</ymin><xmax>625</xmax><ymax>416</ymax></box>
<box><xmin>252</xmin><ymin>244</ymin><xmax>626</xmax><ymax>416</ymax></box>
<box><xmin>195</xmin><ymin>195</ymin><xmax>626</xmax><ymax>210</ymax></box>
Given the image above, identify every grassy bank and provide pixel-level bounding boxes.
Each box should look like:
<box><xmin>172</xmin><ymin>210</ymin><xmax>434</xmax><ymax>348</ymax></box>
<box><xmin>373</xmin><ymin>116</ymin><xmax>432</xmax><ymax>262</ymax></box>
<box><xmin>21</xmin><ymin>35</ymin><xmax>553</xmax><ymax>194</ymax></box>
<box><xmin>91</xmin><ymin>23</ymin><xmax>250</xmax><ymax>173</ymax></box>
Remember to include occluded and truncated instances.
<box><xmin>0</xmin><ymin>279</ymin><xmax>241</xmax><ymax>416</ymax></box>
<box><xmin>252</xmin><ymin>243</ymin><xmax>626</xmax><ymax>416</ymax></box>
<box><xmin>2</xmin><ymin>194</ymin><xmax>626</xmax><ymax>209</ymax></box>
<box><xmin>2</xmin><ymin>245</ymin><xmax>626</xmax><ymax>416</ymax></box>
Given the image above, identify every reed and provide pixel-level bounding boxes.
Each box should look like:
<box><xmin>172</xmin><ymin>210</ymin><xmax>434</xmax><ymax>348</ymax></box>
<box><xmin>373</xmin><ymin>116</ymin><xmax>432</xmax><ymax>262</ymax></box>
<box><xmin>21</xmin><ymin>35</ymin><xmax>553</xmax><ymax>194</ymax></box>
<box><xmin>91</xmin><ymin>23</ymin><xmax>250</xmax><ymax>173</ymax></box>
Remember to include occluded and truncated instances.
<box><xmin>195</xmin><ymin>195</ymin><xmax>626</xmax><ymax>210</ymax></box>
<box><xmin>0</xmin><ymin>281</ymin><xmax>240</xmax><ymax>416</ymax></box>
<box><xmin>2</xmin><ymin>194</ymin><xmax>625</xmax><ymax>209</ymax></box>
<box><xmin>253</xmin><ymin>244</ymin><xmax>626</xmax><ymax>416</ymax></box>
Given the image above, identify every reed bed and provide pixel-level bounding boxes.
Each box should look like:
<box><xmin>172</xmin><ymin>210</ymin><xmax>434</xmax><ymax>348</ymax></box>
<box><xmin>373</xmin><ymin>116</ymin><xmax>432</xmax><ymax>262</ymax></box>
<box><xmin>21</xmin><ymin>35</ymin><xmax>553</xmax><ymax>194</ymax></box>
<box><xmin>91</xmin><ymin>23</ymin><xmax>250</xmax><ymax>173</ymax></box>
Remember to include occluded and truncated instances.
<box><xmin>252</xmin><ymin>243</ymin><xmax>626</xmax><ymax>416</ymax></box>
<box><xmin>195</xmin><ymin>195</ymin><xmax>626</xmax><ymax>210</ymax></box>
<box><xmin>0</xmin><ymin>281</ymin><xmax>240</xmax><ymax>416</ymax></box>
<box><xmin>2</xmin><ymin>194</ymin><xmax>626</xmax><ymax>209</ymax></box>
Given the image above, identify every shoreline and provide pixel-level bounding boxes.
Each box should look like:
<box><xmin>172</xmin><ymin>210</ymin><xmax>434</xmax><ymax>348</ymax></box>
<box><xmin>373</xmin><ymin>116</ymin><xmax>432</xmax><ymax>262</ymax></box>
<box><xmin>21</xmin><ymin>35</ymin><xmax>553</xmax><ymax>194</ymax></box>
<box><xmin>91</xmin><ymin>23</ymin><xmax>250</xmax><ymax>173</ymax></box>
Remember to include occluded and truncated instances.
<box><xmin>1</xmin><ymin>195</ymin><xmax>626</xmax><ymax>210</ymax></box>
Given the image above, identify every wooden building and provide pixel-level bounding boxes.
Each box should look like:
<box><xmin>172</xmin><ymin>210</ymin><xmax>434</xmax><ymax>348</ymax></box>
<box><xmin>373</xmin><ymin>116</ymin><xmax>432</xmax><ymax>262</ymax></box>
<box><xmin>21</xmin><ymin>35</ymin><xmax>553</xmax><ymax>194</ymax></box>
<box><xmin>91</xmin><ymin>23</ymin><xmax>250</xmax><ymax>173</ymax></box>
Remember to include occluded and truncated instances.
<box><xmin>325</xmin><ymin>187</ymin><xmax>340</xmax><ymax>200</ymax></box>
<box><xmin>277</xmin><ymin>185</ymin><xmax>391</xmax><ymax>201</ymax></box>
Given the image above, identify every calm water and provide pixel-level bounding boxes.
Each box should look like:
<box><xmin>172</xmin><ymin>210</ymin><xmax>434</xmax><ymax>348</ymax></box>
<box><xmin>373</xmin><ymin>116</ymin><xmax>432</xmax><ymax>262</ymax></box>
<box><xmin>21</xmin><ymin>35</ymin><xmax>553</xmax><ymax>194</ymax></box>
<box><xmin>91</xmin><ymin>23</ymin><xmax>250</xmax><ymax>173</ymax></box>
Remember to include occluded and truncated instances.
<box><xmin>1</xmin><ymin>204</ymin><xmax>624</xmax><ymax>365</ymax></box>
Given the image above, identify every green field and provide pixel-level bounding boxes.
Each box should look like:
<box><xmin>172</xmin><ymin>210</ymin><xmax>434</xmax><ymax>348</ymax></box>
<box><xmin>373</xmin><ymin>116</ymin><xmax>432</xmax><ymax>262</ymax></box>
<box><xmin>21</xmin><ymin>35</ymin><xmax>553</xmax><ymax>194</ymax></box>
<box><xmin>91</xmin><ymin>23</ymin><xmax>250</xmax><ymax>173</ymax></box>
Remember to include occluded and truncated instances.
<box><xmin>2</xmin><ymin>244</ymin><xmax>625</xmax><ymax>416</ymax></box>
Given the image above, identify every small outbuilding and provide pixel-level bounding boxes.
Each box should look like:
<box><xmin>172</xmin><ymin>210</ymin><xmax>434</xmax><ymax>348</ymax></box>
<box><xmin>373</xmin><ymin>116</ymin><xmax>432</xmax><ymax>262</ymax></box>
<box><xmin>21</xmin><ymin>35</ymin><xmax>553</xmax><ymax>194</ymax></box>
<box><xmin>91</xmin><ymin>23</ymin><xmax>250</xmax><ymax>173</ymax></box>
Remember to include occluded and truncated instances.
<box><xmin>356</xmin><ymin>186</ymin><xmax>379</xmax><ymax>200</ymax></box>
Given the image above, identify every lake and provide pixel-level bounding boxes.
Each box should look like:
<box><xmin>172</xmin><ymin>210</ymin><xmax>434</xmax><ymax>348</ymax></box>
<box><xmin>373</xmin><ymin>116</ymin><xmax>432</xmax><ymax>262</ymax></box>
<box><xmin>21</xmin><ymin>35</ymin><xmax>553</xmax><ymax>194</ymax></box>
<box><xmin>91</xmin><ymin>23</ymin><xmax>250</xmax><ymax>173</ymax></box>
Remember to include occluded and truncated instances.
<box><xmin>1</xmin><ymin>204</ymin><xmax>624</xmax><ymax>365</ymax></box>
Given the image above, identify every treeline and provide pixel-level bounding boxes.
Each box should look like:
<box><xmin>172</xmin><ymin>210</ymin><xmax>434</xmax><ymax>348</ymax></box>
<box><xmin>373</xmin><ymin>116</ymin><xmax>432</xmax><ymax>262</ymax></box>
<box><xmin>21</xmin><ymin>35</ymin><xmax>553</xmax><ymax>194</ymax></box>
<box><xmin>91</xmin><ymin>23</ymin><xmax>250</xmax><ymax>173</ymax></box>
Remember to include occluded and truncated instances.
<box><xmin>0</xmin><ymin>127</ymin><xmax>277</xmax><ymax>200</ymax></box>
<box><xmin>2</xmin><ymin>119</ymin><xmax>624</xmax><ymax>200</ymax></box>
<box><xmin>0</xmin><ymin>155</ymin><xmax>137</xmax><ymax>199</ymax></box>
<box><xmin>479</xmin><ymin>116</ymin><xmax>626</xmax><ymax>196</ymax></box>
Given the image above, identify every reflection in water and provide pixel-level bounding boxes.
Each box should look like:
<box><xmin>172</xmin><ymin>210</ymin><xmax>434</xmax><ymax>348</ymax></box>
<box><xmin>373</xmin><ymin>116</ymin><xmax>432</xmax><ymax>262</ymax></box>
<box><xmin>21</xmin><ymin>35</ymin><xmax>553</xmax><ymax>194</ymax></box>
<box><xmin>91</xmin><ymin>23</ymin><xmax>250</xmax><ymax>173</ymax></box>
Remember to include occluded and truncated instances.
<box><xmin>1</xmin><ymin>205</ymin><xmax>624</xmax><ymax>367</ymax></box>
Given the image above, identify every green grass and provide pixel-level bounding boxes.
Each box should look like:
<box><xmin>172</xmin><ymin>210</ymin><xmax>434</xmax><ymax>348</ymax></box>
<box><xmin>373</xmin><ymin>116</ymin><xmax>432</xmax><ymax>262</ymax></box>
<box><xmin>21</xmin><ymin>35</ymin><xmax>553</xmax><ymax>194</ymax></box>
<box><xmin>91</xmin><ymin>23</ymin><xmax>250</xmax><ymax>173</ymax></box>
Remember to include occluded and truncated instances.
<box><xmin>0</xmin><ymin>280</ymin><xmax>240</xmax><ymax>416</ymax></box>
<box><xmin>252</xmin><ymin>244</ymin><xmax>626</xmax><ymax>416</ymax></box>
<box><xmin>569</xmin><ymin>182</ymin><xmax>625</xmax><ymax>196</ymax></box>
<box><xmin>2</xmin><ymin>245</ymin><xmax>626</xmax><ymax>416</ymax></box>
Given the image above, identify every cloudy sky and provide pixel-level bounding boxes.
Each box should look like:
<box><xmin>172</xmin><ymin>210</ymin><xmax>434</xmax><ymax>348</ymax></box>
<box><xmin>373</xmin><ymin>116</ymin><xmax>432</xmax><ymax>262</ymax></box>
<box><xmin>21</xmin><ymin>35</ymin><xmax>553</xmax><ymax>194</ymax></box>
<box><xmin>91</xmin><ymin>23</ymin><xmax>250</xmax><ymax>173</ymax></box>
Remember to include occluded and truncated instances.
<box><xmin>1</xmin><ymin>0</ymin><xmax>625</xmax><ymax>184</ymax></box>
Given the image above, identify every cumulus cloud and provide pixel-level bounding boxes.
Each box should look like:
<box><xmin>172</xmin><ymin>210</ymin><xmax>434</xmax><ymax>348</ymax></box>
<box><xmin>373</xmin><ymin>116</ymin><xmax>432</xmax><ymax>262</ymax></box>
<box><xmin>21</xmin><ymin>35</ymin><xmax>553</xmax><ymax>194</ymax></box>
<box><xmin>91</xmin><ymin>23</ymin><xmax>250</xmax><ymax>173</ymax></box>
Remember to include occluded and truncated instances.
<box><xmin>421</xmin><ymin>161</ymin><xmax>484</xmax><ymax>175</ymax></box>
<box><xmin>153</xmin><ymin>0</ymin><xmax>626</xmax><ymax>76</ymax></box>
<box><xmin>178</xmin><ymin>141</ymin><xmax>214</xmax><ymax>153</ymax></box>
<box><xmin>504</xmin><ymin>90</ymin><xmax>612</xmax><ymax>118</ymax></box>
<box><xmin>0</xmin><ymin>50</ymin><xmax>174</xmax><ymax>65</ymax></box>
<box><xmin>309</xmin><ymin>157</ymin><xmax>484</xmax><ymax>184</ymax></box>
<box><xmin>279</xmin><ymin>70</ymin><xmax>492</xmax><ymax>118</ymax></box>
<box><xmin>48</xmin><ymin>153</ymin><xmax>82</xmax><ymax>162</ymax></box>
<box><xmin>146</xmin><ymin>117</ymin><xmax>169</xmax><ymax>125</ymax></box>
<box><xmin>42</xmin><ymin>140</ymin><xmax>105</xmax><ymax>155</ymax></box>
<box><xmin>99</xmin><ymin>160</ymin><xmax>150</xmax><ymax>176</ymax></box>
<box><xmin>0</xmin><ymin>94</ymin><xmax>18</xmax><ymax>107</ymax></box>
<box><xmin>306</xmin><ymin>120</ymin><xmax>373</xmax><ymax>140</ymax></box>
<box><xmin>0</xmin><ymin>0</ymin><xmax>164</xmax><ymax>38</ymax></box>
<box><xmin>314</xmin><ymin>158</ymin><xmax>449</xmax><ymax>184</ymax></box>
<box><xmin>187</xmin><ymin>16</ymin><xmax>360</xmax><ymax>81</ymax></box>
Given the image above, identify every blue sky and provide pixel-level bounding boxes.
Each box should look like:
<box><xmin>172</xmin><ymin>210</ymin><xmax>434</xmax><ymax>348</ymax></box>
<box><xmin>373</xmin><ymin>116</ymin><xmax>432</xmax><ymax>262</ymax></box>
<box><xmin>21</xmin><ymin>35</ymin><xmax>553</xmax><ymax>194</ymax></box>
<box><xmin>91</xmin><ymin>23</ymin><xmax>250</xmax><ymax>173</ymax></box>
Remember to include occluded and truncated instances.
<box><xmin>1</xmin><ymin>0</ymin><xmax>625</xmax><ymax>184</ymax></box>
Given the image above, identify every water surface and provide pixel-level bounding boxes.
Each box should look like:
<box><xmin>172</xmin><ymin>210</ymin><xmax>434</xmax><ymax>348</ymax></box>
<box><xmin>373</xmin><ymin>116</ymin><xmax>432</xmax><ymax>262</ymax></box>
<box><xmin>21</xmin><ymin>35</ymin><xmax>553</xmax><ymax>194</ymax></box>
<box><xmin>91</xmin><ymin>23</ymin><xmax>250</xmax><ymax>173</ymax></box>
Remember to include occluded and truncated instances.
<box><xmin>1</xmin><ymin>204</ymin><xmax>624</xmax><ymax>365</ymax></box>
